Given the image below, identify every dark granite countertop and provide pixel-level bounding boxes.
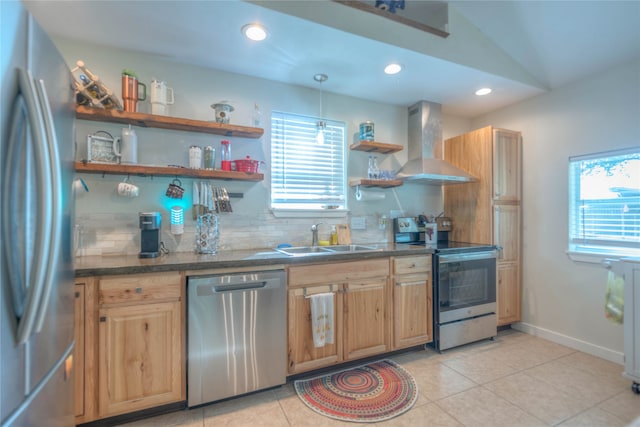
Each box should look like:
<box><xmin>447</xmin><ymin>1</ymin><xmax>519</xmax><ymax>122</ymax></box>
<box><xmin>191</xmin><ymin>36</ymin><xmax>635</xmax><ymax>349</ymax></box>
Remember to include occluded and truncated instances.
<box><xmin>74</xmin><ymin>244</ymin><xmax>434</xmax><ymax>277</ymax></box>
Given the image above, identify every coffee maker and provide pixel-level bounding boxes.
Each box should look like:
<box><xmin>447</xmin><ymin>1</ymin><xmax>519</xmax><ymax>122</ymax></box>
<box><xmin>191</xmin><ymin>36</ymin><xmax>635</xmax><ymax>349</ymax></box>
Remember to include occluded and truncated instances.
<box><xmin>139</xmin><ymin>212</ymin><xmax>161</xmax><ymax>258</ymax></box>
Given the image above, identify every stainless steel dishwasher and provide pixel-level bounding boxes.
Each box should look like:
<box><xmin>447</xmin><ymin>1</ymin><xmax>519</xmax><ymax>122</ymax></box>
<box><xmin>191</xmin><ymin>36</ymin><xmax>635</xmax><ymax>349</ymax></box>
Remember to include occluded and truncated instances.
<box><xmin>187</xmin><ymin>269</ymin><xmax>286</xmax><ymax>407</ymax></box>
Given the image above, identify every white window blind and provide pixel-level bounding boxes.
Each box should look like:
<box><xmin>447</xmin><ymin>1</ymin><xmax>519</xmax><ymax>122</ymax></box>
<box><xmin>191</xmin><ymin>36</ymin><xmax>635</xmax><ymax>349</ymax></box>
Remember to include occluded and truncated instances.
<box><xmin>271</xmin><ymin>111</ymin><xmax>347</xmax><ymax>210</ymax></box>
<box><xmin>568</xmin><ymin>147</ymin><xmax>640</xmax><ymax>257</ymax></box>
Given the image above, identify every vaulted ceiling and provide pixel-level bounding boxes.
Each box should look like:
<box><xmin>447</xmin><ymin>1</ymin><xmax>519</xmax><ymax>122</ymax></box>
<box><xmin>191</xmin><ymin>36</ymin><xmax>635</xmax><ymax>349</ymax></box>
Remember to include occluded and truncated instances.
<box><xmin>26</xmin><ymin>0</ymin><xmax>640</xmax><ymax>117</ymax></box>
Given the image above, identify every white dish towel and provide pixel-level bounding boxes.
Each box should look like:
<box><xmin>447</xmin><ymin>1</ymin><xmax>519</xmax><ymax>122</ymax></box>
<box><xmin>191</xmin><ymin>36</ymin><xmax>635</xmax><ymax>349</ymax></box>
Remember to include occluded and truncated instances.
<box><xmin>310</xmin><ymin>292</ymin><xmax>334</xmax><ymax>348</ymax></box>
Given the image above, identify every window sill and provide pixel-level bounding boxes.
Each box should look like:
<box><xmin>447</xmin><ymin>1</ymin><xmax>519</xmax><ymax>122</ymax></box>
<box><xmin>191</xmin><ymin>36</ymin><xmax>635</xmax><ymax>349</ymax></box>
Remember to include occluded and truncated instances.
<box><xmin>271</xmin><ymin>208</ymin><xmax>349</xmax><ymax>219</ymax></box>
<box><xmin>566</xmin><ymin>246</ymin><xmax>640</xmax><ymax>266</ymax></box>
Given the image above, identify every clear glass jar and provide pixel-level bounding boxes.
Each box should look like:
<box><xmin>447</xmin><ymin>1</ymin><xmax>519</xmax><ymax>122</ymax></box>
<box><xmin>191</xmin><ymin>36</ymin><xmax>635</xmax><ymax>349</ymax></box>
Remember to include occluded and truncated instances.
<box><xmin>204</xmin><ymin>146</ymin><xmax>215</xmax><ymax>170</ymax></box>
<box><xmin>189</xmin><ymin>145</ymin><xmax>202</xmax><ymax>169</ymax></box>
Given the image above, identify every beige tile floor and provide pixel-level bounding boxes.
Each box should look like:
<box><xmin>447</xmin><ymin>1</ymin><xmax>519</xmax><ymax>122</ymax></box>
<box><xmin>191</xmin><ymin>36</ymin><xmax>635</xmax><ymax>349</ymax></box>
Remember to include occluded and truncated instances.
<box><xmin>119</xmin><ymin>330</ymin><xmax>640</xmax><ymax>427</ymax></box>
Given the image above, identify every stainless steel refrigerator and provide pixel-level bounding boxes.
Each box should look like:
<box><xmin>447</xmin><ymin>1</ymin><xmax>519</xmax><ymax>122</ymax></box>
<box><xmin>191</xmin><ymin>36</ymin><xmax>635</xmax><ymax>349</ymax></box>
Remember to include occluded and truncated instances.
<box><xmin>1</xmin><ymin>1</ymin><xmax>75</xmax><ymax>426</ymax></box>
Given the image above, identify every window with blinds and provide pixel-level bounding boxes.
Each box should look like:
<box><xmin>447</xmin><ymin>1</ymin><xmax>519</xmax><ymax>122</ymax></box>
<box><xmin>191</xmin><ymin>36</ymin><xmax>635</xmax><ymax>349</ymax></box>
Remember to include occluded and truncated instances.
<box><xmin>271</xmin><ymin>111</ymin><xmax>347</xmax><ymax>211</ymax></box>
<box><xmin>568</xmin><ymin>147</ymin><xmax>640</xmax><ymax>256</ymax></box>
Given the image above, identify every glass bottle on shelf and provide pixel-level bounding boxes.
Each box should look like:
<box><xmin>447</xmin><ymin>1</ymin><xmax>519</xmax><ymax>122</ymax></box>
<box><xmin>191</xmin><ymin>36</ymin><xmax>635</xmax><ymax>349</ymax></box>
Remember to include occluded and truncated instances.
<box><xmin>371</xmin><ymin>156</ymin><xmax>380</xmax><ymax>179</ymax></box>
<box><xmin>367</xmin><ymin>156</ymin><xmax>374</xmax><ymax>179</ymax></box>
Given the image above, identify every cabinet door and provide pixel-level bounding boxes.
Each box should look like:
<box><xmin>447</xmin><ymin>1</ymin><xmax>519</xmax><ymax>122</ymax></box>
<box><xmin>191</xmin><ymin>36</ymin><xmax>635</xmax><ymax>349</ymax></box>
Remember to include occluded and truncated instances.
<box><xmin>74</xmin><ymin>284</ymin><xmax>85</xmax><ymax>418</ymax></box>
<box><xmin>444</xmin><ymin>127</ymin><xmax>493</xmax><ymax>244</ymax></box>
<box><xmin>287</xmin><ymin>285</ymin><xmax>343</xmax><ymax>375</ymax></box>
<box><xmin>493</xmin><ymin>128</ymin><xmax>522</xmax><ymax>202</ymax></box>
<box><xmin>98</xmin><ymin>301</ymin><xmax>182</xmax><ymax>417</ymax></box>
<box><xmin>393</xmin><ymin>274</ymin><xmax>432</xmax><ymax>349</ymax></box>
<box><xmin>494</xmin><ymin>204</ymin><xmax>521</xmax><ymax>263</ymax></box>
<box><xmin>497</xmin><ymin>263</ymin><xmax>521</xmax><ymax>326</ymax></box>
<box><xmin>344</xmin><ymin>278</ymin><xmax>389</xmax><ymax>360</ymax></box>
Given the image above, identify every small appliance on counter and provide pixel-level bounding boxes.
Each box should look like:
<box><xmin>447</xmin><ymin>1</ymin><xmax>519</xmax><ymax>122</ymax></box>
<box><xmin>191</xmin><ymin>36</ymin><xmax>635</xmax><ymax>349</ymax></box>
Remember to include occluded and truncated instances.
<box><xmin>393</xmin><ymin>216</ymin><xmax>437</xmax><ymax>247</ymax></box>
<box><xmin>139</xmin><ymin>212</ymin><xmax>161</xmax><ymax>258</ymax></box>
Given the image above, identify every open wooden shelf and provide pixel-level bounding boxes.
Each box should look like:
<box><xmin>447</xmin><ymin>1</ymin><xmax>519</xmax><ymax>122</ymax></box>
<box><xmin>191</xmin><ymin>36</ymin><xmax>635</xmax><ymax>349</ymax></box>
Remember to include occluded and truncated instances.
<box><xmin>349</xmin><ymin>140</ymin><xmax>403</xmax><ymax>154</ymax></box>
<box><xmin>75</xmin><ymin>161</ymin><xmax>264</xmax><ymax>181</ymax></box>
<box><xmin>349</xmin><ymin>178</ymin><xmax>403</xmax><ymax>188</ymax></box>
<box><xmin>76</xmin><ymin>106</ymin><xmax>264</xmax><ymax>139</ymax></box>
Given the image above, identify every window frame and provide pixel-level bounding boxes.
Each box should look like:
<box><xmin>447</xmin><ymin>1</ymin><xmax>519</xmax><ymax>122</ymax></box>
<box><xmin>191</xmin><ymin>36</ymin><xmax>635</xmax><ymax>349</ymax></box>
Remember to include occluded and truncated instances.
<box><xmin>567</xmin><ymin>146</ymin><xmax>640</xmax><ymax>263</ymax></box>
<box><xmin>270</xmin><ymin>110</ymin><xmax>348</xmax><ymax>217</ymax></box>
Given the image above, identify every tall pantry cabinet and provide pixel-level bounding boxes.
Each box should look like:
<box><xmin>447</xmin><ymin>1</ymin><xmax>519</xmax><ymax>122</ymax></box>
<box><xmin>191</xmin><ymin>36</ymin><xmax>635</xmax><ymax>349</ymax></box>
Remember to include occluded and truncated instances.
<box><xmin>443</xmin><ymin>126</ymin><xmax>522</xmax><ymax>326</ymax></box>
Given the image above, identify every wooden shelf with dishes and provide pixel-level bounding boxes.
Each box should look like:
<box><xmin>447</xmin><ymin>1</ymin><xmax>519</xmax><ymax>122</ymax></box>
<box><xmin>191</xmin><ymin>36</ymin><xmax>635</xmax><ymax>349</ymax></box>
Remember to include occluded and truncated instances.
<box><xmin>75</xmin><ymin>106</ymin><xmax>264</xmax><ymax>138</ymax></box>
<box><xmin>75</xmin><ymin>161</ymin><xmax>264</xmax><ymax>182</ymax></box>
<box><xmin>349</xmin><ymin>141</ymin><xmax>404</xmax><ymax>188</ymax></box>
<box><xmin>349</xmin><ymin>179</ymin><xmax>402</xmax><ymax>188</ymax></box>
<box><xmin>349</xmin><ymin>140</ymin><xmax>403</xmax><ymax>154</ymax></box>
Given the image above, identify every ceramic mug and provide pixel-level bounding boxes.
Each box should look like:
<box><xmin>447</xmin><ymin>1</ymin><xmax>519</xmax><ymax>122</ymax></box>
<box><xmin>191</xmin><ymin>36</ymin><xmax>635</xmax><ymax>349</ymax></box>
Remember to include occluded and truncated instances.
<box><xmin>150</xmin><ymin>79</ymin><xmax>175</xmax><ymax>115</ymax></box>
<box><xmin>165</xmin><ymin>178</ymin><xmax>185</xmax><ymax>199</ymax></box>
<box><xmin>117</xmin><ymin>177</ymin><xmax>139</xmax><ymax>198</ymax></box>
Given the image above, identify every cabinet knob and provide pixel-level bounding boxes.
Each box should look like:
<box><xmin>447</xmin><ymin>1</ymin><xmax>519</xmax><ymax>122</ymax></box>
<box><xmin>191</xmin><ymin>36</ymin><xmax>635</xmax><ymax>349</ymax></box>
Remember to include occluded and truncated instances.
<box><xmin>135</xmin><ymin>287</ymin><xmax>143</xmax><ymax>294</ymax></box>
<box><xmin>99</xmin><ymin>316</ymin><xmax>106</xmax><ymax>322</ymax></box>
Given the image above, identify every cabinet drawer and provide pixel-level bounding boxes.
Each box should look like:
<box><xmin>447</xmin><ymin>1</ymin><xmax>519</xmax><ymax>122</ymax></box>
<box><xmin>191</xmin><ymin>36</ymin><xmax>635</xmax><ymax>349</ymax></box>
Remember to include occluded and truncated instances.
<box><xmin>99</xmin><ymin>272</ymin><xmax>181</xmax><ymax>305</ymax></box>
<box><xmin>288</xmin><ymin>259</ymin><xmax>389</xmax><ymax>287</ymax></box>
<box><xmin>393</xmin><ymin>256</ymin><xmax>431</xmax><ymax>275</ymax></box>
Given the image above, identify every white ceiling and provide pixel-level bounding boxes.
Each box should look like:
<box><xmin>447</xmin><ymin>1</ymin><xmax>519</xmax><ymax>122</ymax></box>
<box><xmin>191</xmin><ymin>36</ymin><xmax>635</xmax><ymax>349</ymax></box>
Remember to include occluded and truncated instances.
<box><xmin>25</xmin><ymin>0</ymin><xmax>640</xmax><ymax>118</ymax></box>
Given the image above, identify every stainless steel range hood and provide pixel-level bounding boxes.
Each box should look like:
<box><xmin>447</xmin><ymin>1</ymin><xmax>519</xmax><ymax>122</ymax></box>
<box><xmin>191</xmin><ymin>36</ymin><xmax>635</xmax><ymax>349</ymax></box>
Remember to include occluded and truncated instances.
<box><xmin>396</xmin><ymin>101</ymin><xmax>477</xmax><ymax>185</ymax></box>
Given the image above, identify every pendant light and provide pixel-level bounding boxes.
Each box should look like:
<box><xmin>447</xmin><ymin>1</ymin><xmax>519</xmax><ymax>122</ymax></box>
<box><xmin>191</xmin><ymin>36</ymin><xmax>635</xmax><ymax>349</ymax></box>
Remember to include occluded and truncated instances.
<box><xmin>314</xmin><ymin>73</ymin><xmax>328</xmax><ymax>144</ymax></box>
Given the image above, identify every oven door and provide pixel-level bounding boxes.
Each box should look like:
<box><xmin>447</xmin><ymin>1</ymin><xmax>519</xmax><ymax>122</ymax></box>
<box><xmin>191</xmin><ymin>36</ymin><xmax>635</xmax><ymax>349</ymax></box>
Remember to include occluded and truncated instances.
<box><xmin>435</xmin><ymin>250</ymin><xmax>497</xmax><ymax>324</ymax></box>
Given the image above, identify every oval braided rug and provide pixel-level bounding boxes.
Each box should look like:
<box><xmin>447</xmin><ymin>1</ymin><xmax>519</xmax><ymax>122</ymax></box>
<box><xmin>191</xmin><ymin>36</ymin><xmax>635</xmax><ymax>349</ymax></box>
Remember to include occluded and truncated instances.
<box><xmin>294</xmin><ymin>359</ymin><xmax>418</xmax><ymax>423</ymax></box>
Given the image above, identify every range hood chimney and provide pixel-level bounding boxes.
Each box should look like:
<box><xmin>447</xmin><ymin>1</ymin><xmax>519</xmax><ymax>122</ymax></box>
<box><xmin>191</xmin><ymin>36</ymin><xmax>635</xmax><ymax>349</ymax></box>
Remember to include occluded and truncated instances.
<box><xmin>396</xmin><ymin>101</ymin><xmax>477</xmax><ymax>185</ymax></box>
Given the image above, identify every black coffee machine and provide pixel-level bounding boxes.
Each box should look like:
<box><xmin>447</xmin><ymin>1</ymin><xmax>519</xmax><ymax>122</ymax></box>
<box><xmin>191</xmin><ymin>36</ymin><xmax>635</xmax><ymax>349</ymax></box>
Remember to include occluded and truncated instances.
<box><xmin>139</xmin><ymin>212</ymin><xmax>161</xmax><ymax>258</ymax></box>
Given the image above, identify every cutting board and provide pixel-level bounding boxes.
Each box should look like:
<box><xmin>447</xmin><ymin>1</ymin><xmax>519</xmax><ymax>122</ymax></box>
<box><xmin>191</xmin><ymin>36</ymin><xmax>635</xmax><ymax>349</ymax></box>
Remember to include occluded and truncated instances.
<box><xmin>336</xmin><ymin>224</ymin><xmax>351</xmax><ymax>245</ymax></box>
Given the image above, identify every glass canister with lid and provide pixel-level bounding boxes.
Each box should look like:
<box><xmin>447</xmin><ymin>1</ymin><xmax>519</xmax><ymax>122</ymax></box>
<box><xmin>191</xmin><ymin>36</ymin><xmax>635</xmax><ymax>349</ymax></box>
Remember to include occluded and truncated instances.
<box><xmin>359</xmin><ymin>121</ymin><xmax>374</xmax><ymax>141</ymax></box>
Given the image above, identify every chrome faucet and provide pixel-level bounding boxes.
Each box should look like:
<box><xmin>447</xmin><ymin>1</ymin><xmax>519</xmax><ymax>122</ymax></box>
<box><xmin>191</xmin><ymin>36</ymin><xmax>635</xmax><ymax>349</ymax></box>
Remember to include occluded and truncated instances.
<box><xmin>311</xmin><ymin>222</ymin><xmax>324</xmax><ymax>246</ymax></box>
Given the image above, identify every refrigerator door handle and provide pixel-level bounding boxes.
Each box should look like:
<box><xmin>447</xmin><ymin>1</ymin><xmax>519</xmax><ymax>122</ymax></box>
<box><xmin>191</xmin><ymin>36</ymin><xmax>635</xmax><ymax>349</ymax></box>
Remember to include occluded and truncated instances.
<box><xmin>1</xmin><ymin>68</ymin><xmax>54</xmax><ymax>344</ymax></box>
<box><xmin>32</xmin><ymin>77</ymin><xmax>62</xmax><ymax>334</ymax></box>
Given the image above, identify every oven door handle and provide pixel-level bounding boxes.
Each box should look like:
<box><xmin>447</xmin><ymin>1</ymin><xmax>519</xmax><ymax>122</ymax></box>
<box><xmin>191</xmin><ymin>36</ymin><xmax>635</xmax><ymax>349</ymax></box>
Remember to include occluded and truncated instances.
<box><xmin>437</xmin><ymin>250</ymin><xmax>498</xmax><ymax>263</ymax></box>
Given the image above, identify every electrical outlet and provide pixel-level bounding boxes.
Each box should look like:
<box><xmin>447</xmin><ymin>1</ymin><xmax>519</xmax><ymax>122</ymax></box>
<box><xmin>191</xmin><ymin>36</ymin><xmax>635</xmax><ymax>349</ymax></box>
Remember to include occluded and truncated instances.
<box><xmin>351</xmin><ymin>216</ymin><xmax>366</xmax><ymax>230</ymax></box>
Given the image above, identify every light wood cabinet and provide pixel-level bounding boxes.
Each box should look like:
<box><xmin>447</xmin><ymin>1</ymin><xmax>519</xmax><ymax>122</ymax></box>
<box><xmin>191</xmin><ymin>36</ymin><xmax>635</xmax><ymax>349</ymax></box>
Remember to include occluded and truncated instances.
<box><xmin>287</xmin><ymin>285</ymin><xmax>343</xmax><ymax>374</ymax></box>
<box><xmin>444</xmin><ymin>126</ymin><xmax>522</xmax><ymax>326</ymax></box>
<box><xmin>497</xmin><ymin>263</ymin><xmax>521</xmax><ymax>325</ymax></box>
<box><xmin>344</xmin><ymin>278</ymin><xmax>389</xmax><ymax>360</ymax></box>
<box><xmin>96</xmin><ymin>272</ymin><xmax>184</xmax><ymax>418</ymax></box>
<box><xmin>392</xmin><ymin>256</ymin><xmax>433</xmax><ymax>349</ymax></box>
<box><xmin>287</xmin><ymin>259</ymin><xmax>390</xmax><ymax>374</ymax></box>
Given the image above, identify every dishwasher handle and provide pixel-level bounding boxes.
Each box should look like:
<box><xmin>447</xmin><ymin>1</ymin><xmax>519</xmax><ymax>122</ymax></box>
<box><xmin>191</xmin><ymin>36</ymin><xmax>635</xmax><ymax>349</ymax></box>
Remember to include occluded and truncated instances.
<box><xmin>213</xmin><ymin>281</ymin><xmax>267</xmax><ymax>293</ymax></box>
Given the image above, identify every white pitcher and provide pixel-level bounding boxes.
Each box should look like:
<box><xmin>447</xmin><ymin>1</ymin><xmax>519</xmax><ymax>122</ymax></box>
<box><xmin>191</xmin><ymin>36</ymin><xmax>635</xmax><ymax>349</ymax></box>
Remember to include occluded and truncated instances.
<box><xmin>113</xmin><ymin>127</ymin><xmax>138</xmax><ymax>164</ymax></box>
<box><xmin>150</xmin><ymin>79</ymin><xmax>175</xmax><ymax>115</ymax></box>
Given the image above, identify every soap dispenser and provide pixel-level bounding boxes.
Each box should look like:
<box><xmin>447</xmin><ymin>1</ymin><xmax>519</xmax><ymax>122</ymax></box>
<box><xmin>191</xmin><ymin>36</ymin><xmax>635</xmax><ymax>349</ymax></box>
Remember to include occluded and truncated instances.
<box><xmin>330</xmin><ymin>225</ymin><xmax>338</xmax><ymax>245</ymax></box>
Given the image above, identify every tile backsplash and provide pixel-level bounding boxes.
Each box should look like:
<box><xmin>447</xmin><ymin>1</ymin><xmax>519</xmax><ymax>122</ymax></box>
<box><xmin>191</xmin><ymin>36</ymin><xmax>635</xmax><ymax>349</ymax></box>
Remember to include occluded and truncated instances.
<box><xmin>74</xmin><ymin>210</ymin><xmax>391</xmax><ymax>257</ymax></box>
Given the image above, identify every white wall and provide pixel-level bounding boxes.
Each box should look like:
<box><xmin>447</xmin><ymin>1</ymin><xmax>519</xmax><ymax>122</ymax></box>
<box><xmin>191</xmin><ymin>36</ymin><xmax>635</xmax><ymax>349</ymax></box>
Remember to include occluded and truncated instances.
<box><xmin>470</xmin><ymin>59</ymin><xmax>640</xmax><ymax>362</ymax></box>
<box><xmin>56</xmin><ymin>39</ymin><xmax>444</xmax><ymax>256</ymax></box>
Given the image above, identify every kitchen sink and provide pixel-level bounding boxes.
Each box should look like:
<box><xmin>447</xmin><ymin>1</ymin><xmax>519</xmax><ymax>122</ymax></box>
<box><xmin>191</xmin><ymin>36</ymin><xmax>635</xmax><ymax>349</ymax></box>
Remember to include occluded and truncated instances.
<box><xmin>275</xmin><ymin>246</ymin><xmax>333</xmax><ymax>256</ymax></box>
<box><xmin>275</xmin><ymin>244</ymin><xmax>381</xmax><ymax>257</ymax></box>
<box><xmin>324</xmin><ymin>244</ymin><xmax>379</xmax><ymax>252</ymax></box>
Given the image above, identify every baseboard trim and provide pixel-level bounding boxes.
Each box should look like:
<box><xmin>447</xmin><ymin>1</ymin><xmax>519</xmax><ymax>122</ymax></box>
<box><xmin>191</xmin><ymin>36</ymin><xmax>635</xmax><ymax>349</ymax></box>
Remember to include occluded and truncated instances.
<box><xmin>512</xmin><ymin>322</ymin><xmax>624</xmax><ymax>365</ymax></box>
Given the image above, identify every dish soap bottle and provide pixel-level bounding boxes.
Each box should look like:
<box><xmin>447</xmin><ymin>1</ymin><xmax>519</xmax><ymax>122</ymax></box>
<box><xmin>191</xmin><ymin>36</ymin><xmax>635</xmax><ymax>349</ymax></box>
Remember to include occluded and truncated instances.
<box><xmin>330</xmin><ymin>225</ymin><xmax>338</xmax><ymax>245</ymax></box>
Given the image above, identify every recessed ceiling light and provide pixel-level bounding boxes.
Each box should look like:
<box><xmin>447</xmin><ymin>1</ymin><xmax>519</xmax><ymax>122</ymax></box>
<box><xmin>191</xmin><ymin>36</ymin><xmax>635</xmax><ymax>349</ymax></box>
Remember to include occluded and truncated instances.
<box><xmin>475</xmin><ymin>88</ymin><xmax>492</xmax><ymax>96</ymax></box>
<box><xmin>384</xmin><ymin>63</ymin><xmax>402</xmax><ymax>75</ymax></box>
<box><xmin>242</xmin><ymin>23</ymin><xmax>268</xmax><ymax>41</ymax></box>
